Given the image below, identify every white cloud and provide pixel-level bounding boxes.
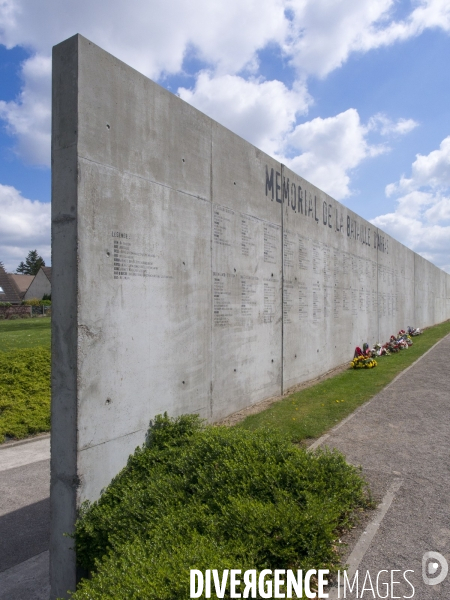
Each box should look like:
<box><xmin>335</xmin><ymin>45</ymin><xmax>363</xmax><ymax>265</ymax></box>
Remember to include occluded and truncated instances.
<box><xmin>179</xmin><ymin>79</ymin><xmax>418</xmax><ymax>202</ymax></box>
<box><xmin>361</xmin><ymin>0</ymin><xmax>450</xmax><ymax>50</ymax></box>
<box><xmin>0</xmin><ymin>184</ymin><xmax>50</xmax><ymax>271</ymax></box>
<box><xmin>424</xmin><ymin>196</ymin><xmax>450</xmax><ymax>222</ymax></box>
<box><xmin>372</xmin><ymin>208</ymin><xmax>450</xmax><ymax>273</ymax></box>
<box><xmin>284</xmin><ymin>0</ymin><xmax>394</xmax><ymax>77</ymax></box>
<box><xmin>0</xmin><ymin>0</ymin><xmax>288</xmax><ymax>166</ymax></box>
<box><xmin>178</xmin><ymin>84</ymin><xmax>419</xmax><ymax>202</ymax></box>
<box><xmin>0</xmin><ymin>0</ymin><xmax>441</xmax><ymax>170</ymax></box>
<box><xmin>285</xmin><ymin>0</ymin><xmax>450</xmax><ymax>78</ymax></box>
<box><xmin>0</xmin><ymin>54</ymin><xmax>51</xmax><ymax>165</ymax></box>
<box><xmin>368</xmin><ymin>113</ymin><xmax>418</xmax><ymax>137</ymax></box>
<box><xmin>373</xmin><ymin>136</ymin><xmax>450</xmax><ymax>272</ymax></box>
<box><xmin>178</xmin><ymin>73</ymin><xmax>309</xmax><ymax>157</ymax></box>
<box><xmin>2</xmin><ymin>0</ymin><xmax>449</xmax><ymax>83</ymax></box>
<box><xmin>0</xmin><ymin>0</ymin><xmax>287</xmax><ymax>78</ymax></box>
<box><xmin>282</xmin><ymin>109</ymin><xmax>386</xmax><ymax>199</ymax></box>
<box><xmin>386</xmin><ymin>136</ymin><xmax>450</xmax><ymax>196</ymax></box>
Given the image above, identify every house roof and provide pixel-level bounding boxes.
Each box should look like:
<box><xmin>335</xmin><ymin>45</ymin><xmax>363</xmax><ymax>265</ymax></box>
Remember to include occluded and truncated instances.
<box><xmin>9</xmin><ymin>274</ymin><xmax>34</xmax><ymax>296</ymax></box>
<box><xmin>0</xmin><ymin>265</ymin><xmax>22</xmax><ymax>304</ymax></box>
<box><xmin>42</xmin><ymin>266</ymin><xmax>52</xmax><ymax>283</ymax></box>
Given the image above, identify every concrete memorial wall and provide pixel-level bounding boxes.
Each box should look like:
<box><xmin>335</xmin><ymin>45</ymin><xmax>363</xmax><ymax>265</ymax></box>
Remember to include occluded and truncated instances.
<box><xmin>51</xmin><ymin>35</ymin><xmax>450</xmax><ymax>597</ymax></box>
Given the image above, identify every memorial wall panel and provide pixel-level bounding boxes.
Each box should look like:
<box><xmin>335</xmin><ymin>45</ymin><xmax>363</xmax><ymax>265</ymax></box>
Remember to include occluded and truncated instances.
<box><xmin>282</xmin><ymin>165</ymin><xmax>378</xmax><ymax>390</ymax></box>
<box><xmin>211</xmin><ymin>124</ymin><xmax>282</xmax><ymax>419</ymax></box>
<box><xmin>376</xmin><ymin>234</ymin><xmax>415</xmax><ymax>343</ymax></box>
<box><xmin>76</xmin><ymin>162</ymin><xmax>212</xmax><ymax>500</ymax></box>
<box><xmin>414</xmin><ymin>254</ymin><xmax>449</xmax><ymax>328</ymax></box>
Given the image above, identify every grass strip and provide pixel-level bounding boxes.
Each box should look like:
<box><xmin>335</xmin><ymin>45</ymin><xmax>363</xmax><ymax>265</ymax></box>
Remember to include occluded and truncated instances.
<box><xmin>239</xmin><ymin>320</ymin><xmax>450</xmax><ymax>442</ymax></box>
<box><xmin>0</xmin><ymin>346</ymin><xmax>51</xmax><ymax>442</ymax></box>
<box><xmin>71</xmin><ymin>414</ymin><xmax>371</xmax><ymax>599</ymax></box>
<box><xmin>0</xmin><ymin>317</ymin><xmax>51</xmax><ymax>352</ymax></box>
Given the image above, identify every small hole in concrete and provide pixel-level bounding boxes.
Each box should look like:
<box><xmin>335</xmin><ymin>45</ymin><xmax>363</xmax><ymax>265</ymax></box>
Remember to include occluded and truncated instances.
<box><xmin>233</xmin><ymin>182</ymin><xmax>236</xmax><ymax>185</ymax></box>
<box><xmin>317</xmin><ymin>349</ymin><xmax>319</xmax><ymax>353</ymax></box>
<box><xmin>295</xmin><ymin>354</ymin><xmax>297</xmax><ymax>358</ymax></box>
<box><xmin>106</xmin><ymin>251</ymin><xmax>110</xmax><ymax>256</ymax></box>
<box><xmin>271</xmin><ymin>273</ymin><xmax>273</xmax><ymax>277</ymax></box>
<box><xmin>106</xmin><ymin>398</ymin><xmax>112</xmax><ymax>404</ymax></box>
<box><xmin>234</xmin><ymin>369</ymin><xmax>236</xmax><ymax>372</ymax></box>
<box><xmin>271</xmin><ymin>359</ymin><xmax>274</xmax><ymax>363</ymax></box>
<box><xmin>182</xmin><ymin>381</ymin><xmax>185</xmax><ymax>384</ymax></box>
<box><xmin>234</xmin><ymin>268</ymin><xmax>236</xmax><ymax>272</ymax></box>
<box><xmin>182</xmin><ymin>158</ymin><xmax>185</xmax><ymax>162</ymax></box>
<box><xmin>183</xmin><ymin>261</ymin><xmax>185</xmax><ymax>265</ymax></box>
<box><xmin>106</xmin><ymin>123</ymin><xmax>110</xmax><ymax>129</ymax></box>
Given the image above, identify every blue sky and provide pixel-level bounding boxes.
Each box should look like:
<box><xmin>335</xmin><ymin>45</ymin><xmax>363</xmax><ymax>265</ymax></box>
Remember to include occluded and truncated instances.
<box><xmin>1</xmin><ymin>0</ymin><xmax>450</xmax><ymax>272</ymax></box>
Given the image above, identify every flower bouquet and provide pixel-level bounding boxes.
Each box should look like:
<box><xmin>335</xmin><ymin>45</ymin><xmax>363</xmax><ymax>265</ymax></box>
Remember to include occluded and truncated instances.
<box><xmin>351</xmin><ymin>355</ymin><xmax>377</xmax><ymax>369</ymax></box>
<box><xmin>407</xmin><ymin>326</ymin><xmax>422</xmax><ymax>336</ymax></box>
<box><xmin>352</xmin><ymin>345</ymin><xmax>377</xmax><ymax>368</ymax></box>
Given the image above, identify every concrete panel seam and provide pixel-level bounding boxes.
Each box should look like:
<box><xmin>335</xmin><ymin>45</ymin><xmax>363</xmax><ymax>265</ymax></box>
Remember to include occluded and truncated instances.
<box><xmin>280</xmin><ymin>163</ymin><xmax>285</xmax><ymax>394</ymax></box>
<box><xmin>53</xmin><ymin>141</ymin><xmax>77</xmax><ymax>152</ymax></box>
<box><xmin>209</xmin><ymin>124</ymin><xmax>214</xmax><ymax>419</ymax></box>
<box><xmin>78</xmin><ymin>155</ymin><xmax>211</xmax><ymax>202</ymax></box>
<box><xmin>78</xmin><ymin>427</ymin><xmax>148</xmax><ymax>452</ymax></box>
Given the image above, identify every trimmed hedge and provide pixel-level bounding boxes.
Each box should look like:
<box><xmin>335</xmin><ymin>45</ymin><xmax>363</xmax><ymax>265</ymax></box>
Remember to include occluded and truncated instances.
<box><xmin>0</xmin><ymin>347</ymin><xmax>51</xmax><ymax>442</ymax></box>
<box><xmin>71</xmin><ymin>414</ymin><xmax>371</xmax><ymax>599</ymax></box>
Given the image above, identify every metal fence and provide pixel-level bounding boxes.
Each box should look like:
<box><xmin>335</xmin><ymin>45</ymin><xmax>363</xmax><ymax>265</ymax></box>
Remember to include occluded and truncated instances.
<box><xmin>31</xmin><ymin>305</ymin><xmax>52</xmax><ymax>317</ymax></box>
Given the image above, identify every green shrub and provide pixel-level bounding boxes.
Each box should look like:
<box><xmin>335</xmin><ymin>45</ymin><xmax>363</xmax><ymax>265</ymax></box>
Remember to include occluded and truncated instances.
<box><xmin>0</xmin><ymin>302</ymin><xmax>12</xmax><ymax>307</ymax></box>
<box><xmin>72</xmin><ymin>414</ymin><xmax>370</xmax><ymax>599</ymax></box>
<box><xmin>0</xmin><ymin>347</ymin><xmax>51</xmax><ymax>442</ymax></box>
<box><xmin>42</xmin><ymin>293</ymin><xmax>51</xmax><ymax>301</ymax></box>
<box><xmin>40</xmin><ymin>299</ymin><xmax>51</xmax><ymax>306</ymax></box>
<box><xmin>22</xmin><ymin>298</ymin><xmax>41</xmax><ymax>306</ymax></box>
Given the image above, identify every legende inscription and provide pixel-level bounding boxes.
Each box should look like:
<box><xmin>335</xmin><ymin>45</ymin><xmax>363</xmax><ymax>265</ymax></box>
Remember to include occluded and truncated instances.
<box><xmin>112</xmin><ymin>231</ymin><xmax>171</xmax><ymax>280</ymax></box>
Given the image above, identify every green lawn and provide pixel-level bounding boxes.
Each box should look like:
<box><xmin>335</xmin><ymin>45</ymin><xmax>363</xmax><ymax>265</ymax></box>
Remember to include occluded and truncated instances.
<box><xmin>0</xmin><ymin>317</ymin><xmax>51</xmax><ymax>441</ymax></box>
<box><xmin>0</xmin><ymin>317</ymin><xmax>51</xmax><ymax>352</ymax></box>
<box><xmin>239</xmin><ymin>320</ymin><xmax>450</xmax><ymax>442</ymax></box>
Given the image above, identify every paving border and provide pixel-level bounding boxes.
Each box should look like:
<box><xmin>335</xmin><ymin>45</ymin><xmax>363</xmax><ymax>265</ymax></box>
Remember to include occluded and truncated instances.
<box><xmin>0</xmin><ymin>433</ymin><xmax>50</xmax><ymax>451</ymax></box>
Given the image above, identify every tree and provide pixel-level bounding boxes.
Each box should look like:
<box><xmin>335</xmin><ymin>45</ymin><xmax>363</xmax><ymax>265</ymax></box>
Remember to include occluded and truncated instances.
<box><xmin>16</xmin><ymin>250</ymin><xmax>45</xmax><ymax>276</ymax></box>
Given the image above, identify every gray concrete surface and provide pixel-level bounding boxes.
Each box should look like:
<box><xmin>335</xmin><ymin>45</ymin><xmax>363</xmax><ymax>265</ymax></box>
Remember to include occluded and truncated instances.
<box><xmin>0</xmin><ymin>438</ymin><xmax>50</xmax><ymax>599</ymax></box>
<box><xmin>0</xmin><ymin>552</ymin><xmax>49</xmax><ymax>600</ymax></box>
<box><xmin>51</xmin><ymin>33</ymin><xmax>450</xmax><ymax>597</ymax></box>
<box><xmin>0</xmin><ymin>436</ymin><xmax>50</xmax><ymax>472</ymax></box>
<box><xmin>319</xmin><ymin>333</ymin><xmax>450</xmax><ymax>598</ymax></box>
